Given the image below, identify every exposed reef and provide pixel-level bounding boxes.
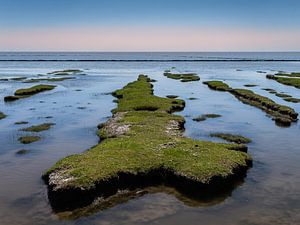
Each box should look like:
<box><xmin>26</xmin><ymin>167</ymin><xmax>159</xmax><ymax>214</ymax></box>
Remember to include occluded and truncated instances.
<box><xmin>4</xmin><ymin>84</ymin><xmax>56</xmax><ymax>102</ymax></box>
<box><xmin>193</xmin><ymin>114</ymin><xmax>221</xmax><ymax>122</ymax></box>
<box><xmin>0</xmin><ymin>112</ymin><xmax>6</xmax><ymax>120</ymax></box>
<box><xmin>21</xmin><ymin>123</ymin><xmax>55</xmax><ymax>132</ymax></box>
<box><xmin>210</xmin><ymin>133</ymin><xmax>251</xmax><ymax>144</ymax></box>
<box><xmin>43</xmin><ymin>75</ymin><xmax>251</xmax><ymax>212</ymax></box>
<box><xmin>164</xmin><ymin>71</ymin><xmax>200</xmax><ymax>82</ymax></box>
<box><xmin>18</xmin><ymin>136</ymin><xmax>41</xmax><ymax>144</ymax></box>
<box><xmin>203</xmin><ymin>81</ymin><xmax>298</xmax><ymax>126</ymax></box>
<box><xmin>266</xmin><ymin>73</ymin><xmax>300</xmax><ymax>89</ymax></box>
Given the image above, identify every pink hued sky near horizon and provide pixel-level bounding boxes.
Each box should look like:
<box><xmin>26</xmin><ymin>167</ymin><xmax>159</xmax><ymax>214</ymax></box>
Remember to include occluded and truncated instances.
<box><xmin>1</xmin><ymin>26</ymin><xmax>300</xmax><ymax>52</ymax></box>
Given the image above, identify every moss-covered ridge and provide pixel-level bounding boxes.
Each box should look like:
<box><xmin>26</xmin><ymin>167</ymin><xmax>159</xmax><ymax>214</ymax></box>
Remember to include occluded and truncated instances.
<box><xmin>0</xmin><ymin>112</ymin><xmax>6</xmax><ymax>120</ymax></box>
<box><xmin>203</xmin><ymin>81</ymin><xmax>298</xmax><ymax>126</ymax></box>
<box><xmin>4</xmin><ymin>84</ymin><xmax>56</xmax><ymax>102</ymax></box>
<box><xmin>266</xmin><ymin>74</ymin><xmax>300</xmax><ymax>89</ymax></box>
<box><xmin>43</xmin><ymin>75</ymin><xmax>251</xmax><ymax>211</ymax></box>
<box><xmin>164</xmin><ymin>71</ymin><xmax>200</xmax><ymax>82</ymax></box>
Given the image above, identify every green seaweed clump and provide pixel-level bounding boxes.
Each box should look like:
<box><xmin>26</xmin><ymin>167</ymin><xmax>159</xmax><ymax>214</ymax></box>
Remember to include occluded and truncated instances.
<box><xmin>204</xmin><ymin>81</ymin><xmax>298</xmax><ymax>126</ymax></box>
<box><xmin>16</xmin><ymin>149</ymin><xmax>30</xmax><ymax>155</ymax></box>
<box><xmin>18</xmin><ymin>136</ymin><xmax>41</xmax><ymax>144</ymax></box>
<box><xmin>266</xmin><ymin>74</ymin><xmax>300</xmax><ymax>89</ymax></box>
<box><xmin>164</xmin><ymin>72</ymin><xmax>200</xmax><ymax>82</ymax></box>
<box><xmin>4</xmin><ymin>84</ymin><xmax>56</xmax><ymax>102</ymax></box>
<box><xmin>203</xmin><ymin>81</ymin><xmax>231</xmax><ymax>91</ymax></box>
<box><xmin>193</xmin><ymin>114</ymin><xmax>222</xmax><ymax>122</ymax></box>
<box><xmin>43</xmin><ymin>75</ymin><xmax>251</xmax><ymax>210</ymax></box>
<box><xmin>0</xmin><ymin>112</ymin><xmax>6</xmax><ymax>120</ymax></box>
<box><xmin>21</xmin><ymin>123</ymin><xmax>55</xmax><ymax>132</ymax></box>
<box><xmin>210</xmin><ymin>133</ymin><xmax>251</xmax><ymax>144</ymax></box>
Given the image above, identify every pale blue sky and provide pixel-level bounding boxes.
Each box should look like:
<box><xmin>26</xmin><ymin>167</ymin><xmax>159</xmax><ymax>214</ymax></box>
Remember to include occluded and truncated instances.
<box><xmin>1</xmin><ymin>0</ymin><xmax>300</xmax><ymax>51</ymax></box>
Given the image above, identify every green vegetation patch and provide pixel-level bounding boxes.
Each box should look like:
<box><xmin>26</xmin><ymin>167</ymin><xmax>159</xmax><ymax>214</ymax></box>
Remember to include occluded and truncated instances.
<box><xmin>0</xmin><ymin>112</ymin><xmax>6</xmax><ymax>120</ymax></box>
<box><xmin>267</xmin><ymin>74</ymin><xmax>300</xmax><ymax>89</ymax></box>
<box><xmin>21</xmin><ymin>123</ymin><xmax>55</xmax><ymax>132</ymax></box>
<box><xmin>15</xmin><ymin>121</ymin><xmax>29</xmax><ymax>125</ymax></box>
<box><xmin>15</xmin><ymin>149</ymin><xmax>30</xmax><ymax>155</ymax></box>
<box><xmin>203</xmin><ymin>81</ymin><xmax>231</xmax><ymax>91</ymax></box>
<box><xmin>210</xmin><ymin>133</ymin><xmax>251</xmax><ymax>144</ymax></box>
<box><xmin>18</xmin><ymin>136</ymin><xmax>41</xmax><ymax>144</ymax></box>
<box><xmin>47</xmin><ymin>69</ymin><xmax>83</xmax><ymax>75</ymax></box>
<box><xmin>4</xmin><ymin>84</ymin><xmax>56</xmax><ymax>102</ymax></box>
<box><xmin>193</xmin><ymin>114</ymin><xmax>222</xmax><ymax>122</ymax></box>
<box><xmin>204</xmin><ymin>81</ymin><xmax>298</xmax><ymax>126</ymax></box>
<box><xmin>164</xmin><ymin>71</ymin><xmax>200</xmax><ymax>82</ymax></box>
<box><xmin>43</xmin><ymin>75</ymin><xmax>251</xmax><ymax>209</ymax></box>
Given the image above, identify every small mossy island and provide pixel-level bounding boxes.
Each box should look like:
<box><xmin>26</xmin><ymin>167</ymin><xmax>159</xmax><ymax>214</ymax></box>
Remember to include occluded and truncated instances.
<box><xmin>164</xmin><ymin>71</ymin><xmax>200</xmax><ymax>82</ymax></box>
<box><xmin>210</xmin><ymin>133</ymin><xmax>251</xmax><ymax>144</ymax></box>
<box><xmin>43</xmin><ymin>75</ymin><xmax>251</xmax><ymax>211</ymax></box>
<box><xmin>0</xmin><ymin>112</ymin><xmax>6</xmax><ymax>120</ymax></box>
<box><xmin>266</xmin><ymin>73</ymin><xmax>300</xmax><ymax>89</ymax></box>
<box><xmin>18</xmin><ymin>136</ymin><xmax>41</xmax><ymax>144</ymax></box>
<box><xmin>21</xmin><ymin>123</ymin><xmax>55</xmax><ymax>132</ymax></box>
<box><xmin>203</xmin><ymin>81</ymin><xmax>298</xmax><ymax>126</ymax></box>
<box><xmin>193</xmin><ymin>114</ymin><xmax>221</xmax><ymax>122</ymax></box>
<box><xmin>4</xmin><ymin>84</ymin><xmax>56</xmax><ymax>102</ymax></box>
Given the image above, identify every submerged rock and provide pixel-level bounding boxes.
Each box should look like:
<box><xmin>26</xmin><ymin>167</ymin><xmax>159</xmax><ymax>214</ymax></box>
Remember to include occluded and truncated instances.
<box><xmin>4</xmin><ymin>84</ymin><xmax>56</xmax><ymax>102</ymax></box>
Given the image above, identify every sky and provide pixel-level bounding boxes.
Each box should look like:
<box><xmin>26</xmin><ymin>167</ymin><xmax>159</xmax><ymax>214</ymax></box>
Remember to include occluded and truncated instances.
<box><xmin>0</xmin><ymin>0</ymin><xmax>300</xmax><ymax>51</ymax></box>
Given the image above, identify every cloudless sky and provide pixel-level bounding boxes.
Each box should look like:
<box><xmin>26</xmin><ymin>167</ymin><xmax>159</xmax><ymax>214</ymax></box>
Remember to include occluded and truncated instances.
<box><xmin>1</xmin><ymin>0</ymin><xmax>300</xmax><ymax>51</ymax></box>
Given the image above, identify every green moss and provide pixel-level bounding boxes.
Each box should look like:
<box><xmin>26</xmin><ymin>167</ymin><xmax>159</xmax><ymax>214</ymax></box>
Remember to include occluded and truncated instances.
<box><xmin>0</xmin><ymin>112</ymin><xmax>6</xmax><ymax>120</ymax></box>
<box><xmin>193</xmin><ymin>114</ymin><xmax>222</xmax><ymax>122</ymax></box>
<box><xmin>18</xmin><ymin>136</ymin><xmax>41</xmax><ymax>144</ymax></box>
<box><xmin>164</xmin><ymin>72</ymin><xmax>200</xmax><ymax>82</ymax></box>
<box><xmin>267</xmin><ymin>74</ymin><xmax>300</xmax><ymax>89</ymax></box>
<box><xmin>47</xmin><ymin>69</ymin><xmax>83</xmax><ymax>75</ymax></box>
<box><xmin>4</xmin><ymin>84</ymin><xmax>56</xmax><ymax>102</ymax></box>
<box><xmin>203</xmin><ymin>81</ymin><xmax>231</xmax><ymax>91</ymax></box>
<box><xmin>21</xmin><ymin>123</ymin><xmax>55</xmax><ymax>132</ymax></box>
<box><xmin>15</xmin><ymin>149</ymin><xmax>30</xmax><ymax>155</ymax></box>
<box><xmin>15</xmin><ymin>84</ymin><xmax>56</xmax><ymax>95</ymax></box>
<box><xmin>204</xmin><ymin>81</ymin><xmax>298</xmax><ymax>125</ymax></box>
<box><xmin>15</xmin><ymin>121</ymin><xmax>29</xmax><ymax>125</ymax></box>
<box><xmin>210</xmin><ymin>133</ymin><xmax>251</xmax><ymax>144</ymax></box>
<box><xmin>44</xmin><ymin>75</ymin><xmax>251</xmax><ymax>196</ymax></box>
<box><xmin>283</xmin><ymin>97</ymin><xmax>300</xmax><ymax>103</ymax></box>
<box><xmin>275</xmin><ymin>93</ymin><xmax>292</xmax><ymax>98</ymax></box>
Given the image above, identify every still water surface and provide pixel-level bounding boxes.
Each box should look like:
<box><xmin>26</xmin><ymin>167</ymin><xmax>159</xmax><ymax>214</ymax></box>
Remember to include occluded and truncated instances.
<box><xmin>0</xmin><ymin>53</ymin><xmax>299</xmax><ymax>225</ymax></box>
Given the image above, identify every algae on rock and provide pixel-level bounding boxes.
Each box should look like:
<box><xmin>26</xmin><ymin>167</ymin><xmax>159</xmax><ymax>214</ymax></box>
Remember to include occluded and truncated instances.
<box><xmin>43</xmin><ymin>75</ymin><xmax>251</xmax><ymax>211</ymax></box>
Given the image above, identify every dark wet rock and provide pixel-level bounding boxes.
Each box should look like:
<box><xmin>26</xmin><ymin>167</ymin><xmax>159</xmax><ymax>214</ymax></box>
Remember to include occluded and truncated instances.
<box><xmin>15</xmin><ymin>149</ymin><xmax>30</xmax><ymax>155</ymax></box>
<box><xmin>193</xmin><ymin>114</ymin><xmax>221</xmax><ymax>122</ymax></box>
<box><xmin>14</xmin><ymin>121</ymin><xmax>29</xmax><ymax>125</ymax></box>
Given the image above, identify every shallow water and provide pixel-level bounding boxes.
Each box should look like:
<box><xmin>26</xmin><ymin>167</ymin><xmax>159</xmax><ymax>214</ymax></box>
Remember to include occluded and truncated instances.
<box><xmin>0</xmin><ymin>53</ymin><xmax>299</xmax><ymax>225</ymax></box>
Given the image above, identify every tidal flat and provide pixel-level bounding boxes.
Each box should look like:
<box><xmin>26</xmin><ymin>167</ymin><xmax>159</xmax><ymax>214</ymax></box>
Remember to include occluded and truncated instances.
<box><xmin>0</xmin><ymin>55</ymin><xmax>300</xmax><ymax>225</ymax></box>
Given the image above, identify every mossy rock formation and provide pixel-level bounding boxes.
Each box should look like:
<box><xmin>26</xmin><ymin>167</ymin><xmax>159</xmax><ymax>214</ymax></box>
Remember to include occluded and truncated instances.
<box><xmin>203</xmin><ymin>81</ymin><xmax>298</xmax><ymax>126</ymax></box>
<box><xmin>0</xmin><ymin>112</ymin><xmax>6</xmax><ymax>120</ymax></box>
<box><xmin>164</xmin><ymin>71</ymin><xmax>200</xmax><ymax>82</ymax></box>
<box><xmin>43</xmin><ymin>75</ymin><xmax>251</xmax><ymax>211</ymax></box>
<box><xmin>21</xmin><ymin>123</ymin><xmax>55</xmax><ymax>132</ymax></box>
<box><xmin>18</xmin><ymin>136</ymin><xmax>41</xmax><ymax>144</ymax></box>
<box><xmin>4</xmin><ymin>84</ymin><xmax>56</xmax><ymax>102</ymax></box>
<box><xmin>266</xmin><ymin>74</ymin><xmax>300</xmax><ymax>89</ymax></box>
<box><xmin>210</xmin><ymin>133</ymin><xmax>251</xmax><ymax>144</ymax></box>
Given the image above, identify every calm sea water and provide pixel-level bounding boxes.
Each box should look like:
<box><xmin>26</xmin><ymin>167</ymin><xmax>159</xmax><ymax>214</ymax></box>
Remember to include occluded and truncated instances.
<box><xmin>0</xmin><ymin>52</ymin><xmax>299</xmax><ymax>225</ymax></box>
